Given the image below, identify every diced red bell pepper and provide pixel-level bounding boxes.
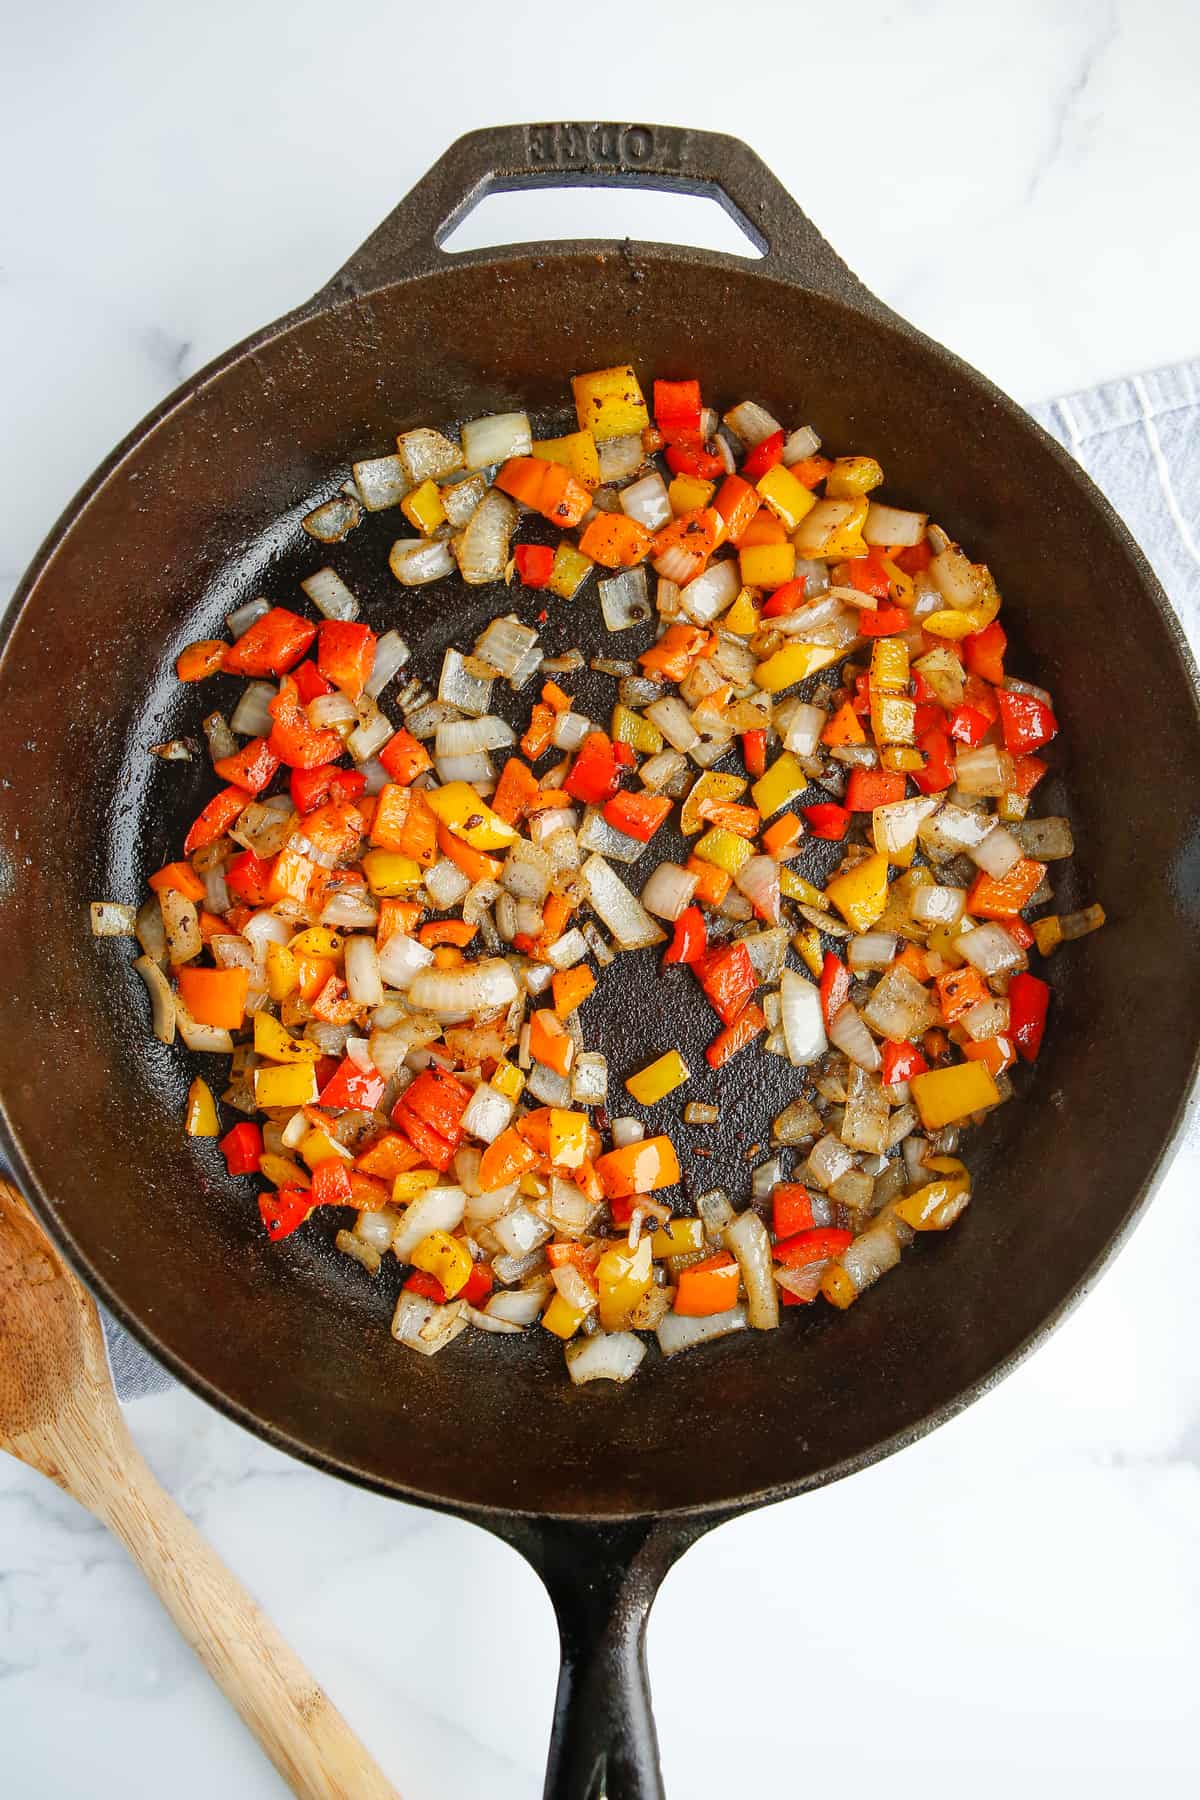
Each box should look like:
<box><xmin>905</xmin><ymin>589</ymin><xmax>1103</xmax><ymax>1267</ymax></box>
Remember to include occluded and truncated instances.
<box><xmin>224</xmin><ymin>848</ymin><xmax>274</xmax><ymax>906</ymax></box>
<box><xmin>461</xmin><ymin>1262</ymin><xmax>494</xmax><ymax>1307</ymax></box>
<box><xmin>654</xmin><ymin>379</ymin><xmax>703</xmax><ymax>436</ymax></box>
<box><xmin>665</xmin><ymin>440</ymin><xmax>725</xmax><ymax>480</ymax></box>
<box><xmin>912</xmin><ymin>727</ymin><xmax>956</xmax><ymax>795</ymax></box>
<box><xmin>611</xmin><ymin>741</ymin><xmax>636</xmax><ymax>769</ymax></box>
<box><xmin>513</xmin><ymin>544</ymin><xmax>556</xmax><ymax>589</ymax></box>
<box><xmin>741</xmin><ymin>429</ymin><xmax>785</xmax><ymax>481</ymax></box>
<box><xmin>803</xmin><ymin>802</ymin><xmax>851</xmax><ymax>840</ymax></box>
<box><xmin>858</xmin><ymin>606</ymin><xmax>909</xmax><ymax>637</ymax></box>
<box><xmin>564</xmin><ymin>732</ymin><xmax>621</xmax><ymax>805</ymax></box>
<box><xmin>714</xmin><ymin>475</ymin><xmax>760</xmax><ymax>543</ymax></box>
<box><xmin>289</xmin><ymin>764</ymin><xmax>366</xmax><ymax>814</ymax></box>
<box><xmin>772</xmin><ymin>1184</ymin><xmax>815</xmax><ymax>1238</ymax></box>
<box><xmin>310</xmin><ymin>1159</ymin><xmax>354</xmax><ymax>1209</ymax></box>
<box><xmin>741</xmin><ymin>729</ymin><xmax>767</xmax><ymax>778</ymax></box>
<box><xmin>705</xmin><ymin>1001</ymin><xmax>766</xmax><ymax>1068</ymax></box>
<box><xmin>292</xmin><ymin>659</ymin><xmax>334</xmax><ymax>703</ymax></box>
<box><xmin>219</xmin><ymin>1121</ymin><xmax>262</xmax><ymax>1177</ymax></box>
<box><xmin>212</xmin><ymin>736</ymin><xmax>281</xmax><ymax>796</ymax></box>
<box><xmin>947</xmin><ymin>704</ymin><xmax>990</xmax><ymax>747</ymax></box>
<box><xmin>893</xmin><ymin>540</ymin><xmax>932</xmax><ymax>575</ymax></box>
<box><xmin>845</xmin><ymin>548</ymin><xmax>892</xmax><ymax>601</ymax></box>
<box><xmin>844</xmin><ymin>768</ymin><xmax>907</xmax><ymax>811</ymax></box>
<box><xmin>183</xmin><ymin>785</ymin><xmax>251</xmax><ymax>855</ymax></box>
<box><xmin>1005</xmin><ymin>917</ymin><xmax>1036</xmax><ymax>951</ymax></box>
<box><xmin>997</xmin><ymin>689</ymin><xmax>1058</xmax><ymax>755</ymax></box>
<box><xmin>663</xmin><ymin>905</ymin><xmax>706</xmax><ymax>966</ymax></box>
<box><xmin>318</xmin><ymin>1056</ymin><xmax>386</xmax><ymax>1112</ymax></box>
<box><xmin>819</xmin><ymin>951</ymin><xmax>852</xmax><ymax>1030</ymax></box>
<box><xmin>224</xmin><ymin>607</ymin><xmax>317</xmax><ymax>677</ymax></box>
<box><xmin>402</xmin><ymin>1067</ymin><xmax>472</xmax><ymax>1147</ymax></box>
<box><xmin>964</xmin><ymin>621</ymin><xmax>1006</xmax><ymax>686</ymax></box>
<box><xmin>761</xmin><ymin>578</ymin><xmax>807</xmax><ymax>618</ymax></box>
<box><xmin>392</xmin><ymin>1102</ymin><xmax>456</xmax><ymax>1172</ymax></box>
<box><xmin>378</xmin><ymin>727</ymin><xmax>433</xmax><ymax>786</ymax></box>
<box><xmin>911</xmin><ymin>671</ymin><xmax>938</xmax><ymax>706</ymax></box>
<box><xmin>603</xmin><ymin>790</ymin><xmax>672</xmax><ymax>842</ymax></box>
<box><xmin>259</xmin><ymin>1187</ymin><xmax>313</xmax><ymax>1242</ymax></box>
<box><xmin>881</xmin><ymin>1040</ymin><xmax>929</xmax><ymax>1085</ymax></box>
<box><xmin>695</xmin><ymin>940</ymin><xmax>757</xmax><ymax>1027</ymax></box>
<box><xmin>318</xmin><ymin>620</ymin><xmax>376</xmax><ymax>700</ymax></box>
<box><xmin>775</xmin><ymin>1225</ymin><xmax>854</xmax><ymax>1303</ymax></box>
<box><xmin>1008</xmin><ymin>972</ymin><xmax>1050</xmax><ymax>1062</ymax></box>
<box><xmin>404</xmin><ymin>1269</ymin><xmax>447</xmax><ymax>1303</ymax></box>
<box><xmin>1011</xmin><ymin>753</ymin><xmax>1048</xmax><ymax>797</ymax></box>
<box><xmin>267</xmin><ymin>678</ymin><xmax>343</xmax><ymax>770</ymax></box>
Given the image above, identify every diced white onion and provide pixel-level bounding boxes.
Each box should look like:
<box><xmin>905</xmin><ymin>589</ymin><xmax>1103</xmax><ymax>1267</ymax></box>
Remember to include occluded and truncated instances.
<box><xmin>391</xmin><ymin>1186</ymin><xmax>468</xmax><ymax>1261</ymax></box>
<box><xmin>229</xmin><ymin>681</ymin><xmax>276</xmax><ymax>737</ymax></box>
<box><xmin>646</xmin><ymin>695</ymin><xmax>700</xmax><ymax>753</ymax></box>
<box><xmin>919</xmin><ymin>803</ymin><xmax>992</xmax><ymax>855</ymax></box>
<box><xmin>461</xmin><ymin>412</ymin><xmax>531</xmax><ymax>470</ymax></box>
<box><xmin>436</xmin><ymin>647</ymin><xmax>493</xmax><ymax>719</ymax></box>
<box><xmin>502</xmin><ymin>839</ymin><xmax>553</xmax><ymax>903</ymax></box>
<box><xmin>639</xmin><ymin>749</ymin><xmax>688</xmax><ymax>792</ymax></box>
<box><xmin>389</xmin><ymin>538</ymin><xmax>455</xmax><ymax>586</ymax></box>
<box><xmin>407</xmin><ymin>958</ymin><xmax>520</xmax><ymax>1020</ymax></box>
<box><xmin>969</xmin><ymin>824</ymin><xmax>1024</xmax><ymax>878</ymax></box>
<box><xmin>724</xmin><ymin>1208</ymin><xmax>779</xmax><ymax>1330</ymax></box>
<box><xmin>461</xmin><ymin>1083</ymin><xmax>516</xmax><ymax>1144</ymax></box>
<box><xmin>303</xmin><ymin>494</ymin><xmax>361</xmax><ymax>543</ymax></box>
<box><xmin>423</xmin><ymin>858</ymin><xmax>471</xmax><ymax>911</ymax></box>
<box><xmin>343</xmin><ymin>936</ymin><xmax>383</xmax><ymax>1007</ymax></box>
<box><xmin>640</xmin><ymin>861</ymin><xmax>698</xmax><ymax>922</ymax></box>
<box><xmin>828</xmin><ymin>1002</ymin><xmax>882</xmax><ymax>1071</ymax></box>
<box><xmin>723</xmin><ymin>400</ymin><xmax>781</xmax><ymax>446</ymax></box>
<box><xmin>441</xmin><ymin>473</ymin><xmax>490</xmax><ymax>530</ymax></box>
<box><xmin>474</xmin><ymin>614</ymin><xmax>540</xmax><ymax>679</ymax></box>
<box><xmin>363</xmin><ymin>630</ymin><xmax>409</xmax><ymax>699</ymax></box>
<box><xmin>733</xmin><ymin>855</ymin><xmax>780</xmax><ymax>924</ymax></box>
<box><xmin>485</xmin><ymin>1289</ymin><xmax>545</xmax><ymax>1327</ymax></box>
<box><xmin>378</xmin><ymin>931</ymin><xmax>435</xmax><ymax>990</ymax></box>
<box><xmin>863</xmin><ymin>502</ymin><xmax>927</xmax><ymax>548</ymax></box>
<box><xmin>955</xmin><ymin>745</ymin><xmax>1015</xmax><ymax>797</ymax></box>
<box><xmin>226</xmin><ymin>595</ymin><xmax>271</xmax><ymax>637</ymax></box>
<box><xmin>782</xmin><ymin>424</ymin><xmax>822</xmax><ymax>464</ymax></box>
<box><xmin>570</xmin><ymin>1051</ymin><xmax>608</xmax><ymax>1104</ymax></box>
<box><xmin>347</xmin><ymin>709</ymin><xmax>394</xmax><ymax>763</ymax></box>
<box><xmin>657</xmin><ymin>1304</ymin><xmax>748</xmax><ymax>1357</ymax></box>
<box><xmin>581</xmin><ymin>854</ymin><xmax>665</xmax><ymax>950</ymax></box>
<box><xmin>781</xmin><ymin>702</ymin><xmax>826</xmax><ymax>757</ymax></box>
<box><xmin>862</xmin><ymin>965</ymin><xmax>937</xmax><ymax>1041</ymax></box>
<box><xmin>620</xmin><ymin>473</ymin><xmax>671</xmax><ymax>532</ymax></box>
<box><xmin>546</xmin><ymin>927</ymin><xmax>588</xmax><ymax>971</ymax></box>
<box><xmin>352</xmin><ymin>454</ymin><xmax>410</xmax><ymax>510</ymax></box>
<box><xmin>847</xmin><ymin>932</ymin><xmax>897</xmax><ymax>973</ymax></box>
<box><xmin>132</xmin><ymin>955</ymin><xmax>176</xmax><ymax>1044</ymax></box>
<box><xmin>90</xmin><ymin>901</ymin><xmax>137</xmax><ymax>936</ymax></box>
<box><xmin>566</xmin><ymin>1331</ymin><xmax>647</xmax><ymax>1385</ymax></box>
<box><xmin>599</xmin><ymin>566</ymin><xmax>653</xmax><ymax>631</ymax></box>
<box><xmin>396</xmin><ymin>428</ymin><xmax>462</xmax><ymax>485</ymax></box>
<box><xmin>391</xmin><ymin>1291</ymin><xmax>469</xmax><ymax>1357</ymax></box>
<box><xmin>779</xmin><ymin>969</ymin><xmax>826</xmax><ymax>1067</ymax></box>
<box><xmin>957</xmin><ymin>922</ymin><xmax>1026</xmax><ymax>979</ymax></box>
<box><xmin>455</xmin><ymin>488</ymin><xmax>518</xmax><ymax>586</ymax></box>
<box><xmin>578</xmin><ymin>806</ymin><xmax>643</xmax><ymax>864</ymax></box>
<box><xmin>962</xmin><ymin>997</ymin><xmax>1010</xmax><ymax>1042</ymax></box>
<box><xmin>552</xmin><ymin>711</ymin><xmax>593</xmax><ymax>753</ymax></box>
<box><xmin>679</xmin><ymin>558</ymin><xmax>740</xmax><ymax>626</ymax></box>
<box><xmin>597</xmin><ymin>434</ymin><xmax>645</xmax><ymax>483</ymax></box>
<box><xmin>300</xmin><ymin>567</ymin><xmax>359</xmax><ymax>621</ymax></box>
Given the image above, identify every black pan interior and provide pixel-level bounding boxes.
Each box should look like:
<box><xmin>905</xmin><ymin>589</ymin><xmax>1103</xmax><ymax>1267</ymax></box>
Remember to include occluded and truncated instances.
<box><xmin>1</xmin><ymin>249</ymin><xmax>1197</xmax><ymax>1519</ymax></box>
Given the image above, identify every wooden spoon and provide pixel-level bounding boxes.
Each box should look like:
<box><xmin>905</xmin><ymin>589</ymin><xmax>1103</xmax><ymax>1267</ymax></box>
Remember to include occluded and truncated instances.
<box><xmin>0</xmin><ymin>1178</ymin><xmax>400</xmax><ymax>1799</ymax></box>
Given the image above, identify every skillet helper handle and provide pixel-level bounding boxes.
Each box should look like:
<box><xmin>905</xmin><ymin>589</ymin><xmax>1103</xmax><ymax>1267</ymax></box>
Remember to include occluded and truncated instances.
<box><xmin>91</xmin><ymin>1433</ymin><xmax>401</xmax><ymax>1800</ymax></box>
<box><xmin>503</xmin><ymin>1516</ymin><xmax>707</xmax><ymax>1800</ymax></box>
<box><xmin>323</xmin><ymin>121</ymin><xmax>882</xmax><ymax>311</ymax></box>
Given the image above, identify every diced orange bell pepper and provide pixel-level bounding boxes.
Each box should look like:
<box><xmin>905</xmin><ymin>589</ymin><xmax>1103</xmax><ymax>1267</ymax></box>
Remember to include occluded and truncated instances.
<box><xmin>551</xmin><ymin>965</ymin><xmax>596</xmax><ymax>1018</ymax></box>
<box><xmin>521</xmin><ymin>703</ymin><xmax>556</xmax><ymax>761</ymax></box>
<box><xmin>638</xmin><ymin>622</ymin><xmax>710</xmax><ymax>681</ymax></box>
<box><xmin>964</xmin><ymin>1035</ymin><xmax>1017</xmax><ymax>1077</ymax></box>
<box><xmin>762</xmin><ymin>812</ymin><xmax>803</xmax><ymax>859</ymax></box>
<box><xmin>967</xmin><ymin>858</ymin><xmax>1046</xmax><ymax>919</ymax></box>
<box><xmin>594</xmin><ymin>1135</ymin><xmax>681</xmax><ymax>1198</ymax></box>
<box><xmin>304</xmin><ymin>800</ymin><xmax>364</xmax><ymax>863</ymax></box>
<box><xmin>265</xmin><ymin>844</ymin><xmax>320</xmax><ymax>908</ymax></box>
<box><xmin>398</xmin><ymin>789</ymin><xmax>438</xmax><ymax>869</ymax></box>
<box><xmin>355</xmin><ymin>1132</ymin><xmax>424</xmax><ymax>1179</ymax></box>
<box><xmin>149</xmin><ymin>861</ymin><xmax>207</xmax><ymax>902</ymax></box>
<box><xmin>714</xmin><ymin>475</ymin><xmax>761</xmax><ymax>544</ymax></box>
<box><xmin>176</xmin><ymin>639</ymin><xmax>228</xmax><ymax>682</ymax></box>
<box><xmin>578</xmin><ymin>512</ymin><xmax>652</xmax><ymax>569</ymax></box>
<box><xmin>378</xmin><ymin>728</ymin><xmax>433</xmax><ymax>786</ymax></box>
<box><xmin>183</xmin><ymin>785</ymin><xmax>251</xmax><ymax>856</ymax></box>
<box><xmin>418</xmin><ymin>918</ymin><xmax>476</xmax><ymax>948</ymax></box>
<box><xmin>822</xmin><ymin>701</ymin><xmax>868</xmax><ymax>747</ymax></box>
<box><xmin>542</xmin><ymin>680</ymin><xmax>572</xmax><ymax>713</ymax></box>
<box><xmin>529</xmin><ymin>1008</ymin><xmax>574</xmax><ymax>1076</ymax></box>
<box><xmin>294</xmin><ymin>953</ymin><xmax>335</xmax><ymax>1003</ymax></box>
<box><xmin>790</xmin><ymin>454</ymin><xmax>834</xmax><ymax>489</ymax></box>
<box><xmin>895</xmin><ymin>942</ymin><xmax>933</xmax><ymax>982</ymax></box>
<box><xmin>477</xmin><ymin>1125</ymin><xmax>540</xmax><ymax>1191</ymax></box>
<box><xmin>935</xmin><ymin>965</ymin><xmax>989</xmax><ymax>1023</ymax></box>
<box><xmin>647</xmin><ymin>507</ymin><xmax>723</xmax><ymax>576</ymax></box>
<box><xmin>211</xmin><ymin>736</ymin><xmax>281</xmax><ymax>796</ymax></box>
<box><xmin>370</xmin><ymin>782</ymin><xmax>411</xmax><ymax>851</ymax></box>
<box><xmin>674</xmin><ymin>1252</ymin><xmax>740</xmax><ymax>1316</ymax></box>
<box><xmin>376</xmin><ymin>898</ymin><xmax>423</xmax><ymax>947</ymax></box>
<box><xmin>736</xmin><ymin>511</ymin><xmax>787</xmax><ymax>547</ymax></box>
<box><xmin>685</xmin><ymin>854</ymin><xmax>732</xmax><ymax>908</ymax></box>
<box><xmin>697</xmin><ymin>800</ymin><xmax>759</xmax><ymax>839</ymax></box>
<box><xmin>491</xmin><ymin>756</ymin><xmax>541</xmax><ymax>825</ymax></box>
<box><xmin>224</xmin><ymin>607</ymin><xmax>316</xmax><ymax>677</ymax></box>
<box><xmin>435</xmin><ymin>821</ymin><xmax>502</xmax><ymax>884</ymax></box>
<box><xmin>705</xmin><ymin>1002</ymin><xmax>766</xmax><ymax>1069</ymax></box>
<box><xmin>495</xmin><ymin>456</ymin><xmax>592</xmax><ymax>528</ymax></box>
<box><xmin>175</xmin><ymin>965</ymin><xmax>250</xmax><ymax>1029</ymax></box>
<box><xmin>317</xmin><ymin>620</ymin><xmax>376</xmax><ymax>700</ymax></box>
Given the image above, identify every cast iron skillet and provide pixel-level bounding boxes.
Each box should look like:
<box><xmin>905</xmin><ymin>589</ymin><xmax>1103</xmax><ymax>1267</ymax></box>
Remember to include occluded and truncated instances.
<box><xmin>1</xmin><ymin>124</ymin><xmax>1198</xmax><ymax>1798</ymax></box>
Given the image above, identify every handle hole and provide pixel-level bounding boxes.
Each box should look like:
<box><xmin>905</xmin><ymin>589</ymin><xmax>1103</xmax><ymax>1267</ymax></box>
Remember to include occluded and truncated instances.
<box><xmin>439</xmin><ymin>187</ymin><xmax>763</xmax><ymax>259</ymax></box>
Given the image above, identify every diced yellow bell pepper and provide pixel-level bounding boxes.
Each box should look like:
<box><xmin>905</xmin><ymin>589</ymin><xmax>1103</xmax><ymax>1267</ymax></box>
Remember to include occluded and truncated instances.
<box><xmin>681</xmin><ymin>770</ymin><xmax>747</xmax><ymax>835</ymax></box>
<box><xmin>723</xmin><ymin>587</ymin><xmax>761</xmax><ymax>637</ymax></box>
<box><xmin>549</xmin><ymin>1108</ymin><xmax>589</xmax><ymax>1169</ymax></box>
<box><xmin>910</xmin><ymin>1062</ymin><xmax>999</xmax><ymax>1130</ymax></box>
<box><xmin>792</xmin><ymin>496</ymin><xmax>869</xmax><ymax>560</ymax></box>
<box><xmin>571</xmin><ymin>365</ymin><xmax>649</xmax><ymax>441</ymax></box>
<box><xmin>426</xmin><ymin>782</ymin><xmax>517</xmax><ymax>850</ymax></box>
<box><xmin>751</xmin><ymin>751</ymin><xmax>807</xmax><ymax>819</ymax></box>
<box><xmin>254</xmin><ymin>1062</ymin><xmax>319</xmax><ymax>1109</ymax></box>
<box><xmin>289</xmin><ymin>927</ymin><xmax>343</xmax><ymax>959</ymax></box>
<box><xmin>519</xmin><ymin>1171</ymin><xmax>547</xmax><ymax>1198</ymax></box>
<box><xmin>360</xmin><ymin>850</ymin><xmax>423</xmax><ymax>897</ymax></box>
<box><xmin>300</xmin><ymin>1128</ymin><xmax>350</xmax><ymax>1171</ymax></box>
<box><xmin>184</xmin><ymin>1076</ymin><xmax>218</xmax><ymax>1137</ymax></box>
<box><xmin>756</xmin><ymin>463</ymin><xmax>817</xmax><ymax>531</ymax></box>
<box><xmin>870</xmin><ymin>692</ymin><xmax>916</xmax><ymax>746</ymax></box>
<box><xmin>754</xmin><ymin>642</ymin><xmax>839</xmax><ymax>692</ymax></box>
<box><xmin>259</xmin><ymin>1151</ymin><xmax>310</xmax><ymax>1190</ymax></box>
<box><xmin>265</xmin><ymin>941</ymin><xmax>298</xmax><ymax>1002</ymax></box>
<box><xmin>1033</xmin><ymin>915</ymin><xmax>1065</xmax><ymax>956</ymax></box>
<box><xmin>892</xmin><ymin>1159</ymin><xmax>971</xmax><ymax>1232</ymax></box>
<box><xmin>881</xmin><ymin>556</ymin><xmax>914</xmax><ymax>608</ymax></box>
<box><xmin>410</xmin><ymin>1230</ymin><xmax>474</xmax><ymax>1299</ymax></box>
<box><xmin>400</xmin><ymin>478</ymin><xmax>447</xmax><ymax>536</ymax></box>
<box><xmin>921</xmin><ymin>575</ymin><xmax>1002</xmax><ymax>642</ymax></box>
<box><xmin>491</xmin><ymin>1060</ymin><xmax>525</xmax><ymax>1101</ymax></box>
<box><xmin>820</xmin><ymin>1264</ymin><xmax>859</xmax><ymax>1309</ymax></box>
<box><xmin>611</xmin><ymin>703</ymin><xmax>663</xmax><ymax>754</ymax></box>
<box><xmin>882</xmin><ymin>747</ymin><xmax>925</xmax><ymax>772</ymax></box>
<box><xmin>668</xmin><ymin>474</ymin><xmax>715</xmax><ymax>515</ymax></box>
<box><xmin>870</xmin><ymin>637</ymin><xmax>909</xmax><ymax>692</ymax></box>
<box><xmin>693</xmin><ymin>826</ymin><xmax>753</xmax><ymax>875</ymax></box>
<box><xmin>998</xmin><ymin>791</ymin><xmax>1030</xmax><ymax>824</ymax></box>
<box><xmin>548</xmin><ymin>541</ymin><xmax>593</xmax><ymax>600</ymax></box>
<box><xmin>651</xmin><ymin>1217</ymin><xmax>705</xmax><ymax>1259</ymax></box>
<box><xmin>780</xmin><ymin>869</ymin><xmax>828</xmax><ymax>908</ymax></box>
<box><xmin>825</xmin><ymin>851</ymin><xmax>890</xmax><ymax>932</ymax></box>
<box><xmin>596</xmin><ymin>1236</ymin><xmax>653</xmax><ymax>1331</ymax></box>
<box><xmin>532</xmin><ymin>429</ymin><xmax>601</xmax><ymax>490</ymax></box>
<box><xmin>876</xmin><ymin>864</ymin><xmax>933</xmax><ymax>939</ymax></box>
<box><xmin>541</xmin><ymin>1291</ymin><xmax>589</xmax><ymax>1340</ymax></box>
<box><xmin>824</xmin><ymin>455</ymin><xmax>884</xmax><ymax>499</ymax></box>
<box><xmin>254</xmin><ymin>1011</ymin><xmax>320</xmax><ymax>1063</ymax></box>
<box><xmin>739</xmin><ymin>543</ymin><xmax>796</xmax><ymax>590</ymax></box>
<box><xmin>393</xmin><ymin>1169</ymin><xmax>439</xmax><ymax>1203</ymax></box>
<box><xmin>625</xmin><ymin>1050</ymin><xmax>689</xmax><ymax>1106</ymax></box>
<box><xmin>793</xmin><ymin>925</ymin><xmax>825</xmax><ymax>977</ymax></box>
<box><xmin>926</xmin><ymin>921</ymin><xmax>966</xmax><ymax>967</ymax></box>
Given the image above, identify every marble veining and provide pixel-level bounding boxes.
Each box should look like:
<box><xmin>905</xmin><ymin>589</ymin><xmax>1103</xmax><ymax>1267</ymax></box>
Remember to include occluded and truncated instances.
<box><xmin>3</xmin><ymin>0</ymin><xmax>1199</xmax><ymax>1794</ymax></box>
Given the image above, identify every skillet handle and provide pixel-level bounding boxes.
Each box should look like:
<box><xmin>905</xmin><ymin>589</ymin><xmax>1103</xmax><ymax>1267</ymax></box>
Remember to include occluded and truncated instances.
<box><xmin>321</xmin><ymin>121</ymin><xmax>883</xmax><ymax>312</ymax></box>
<box><xmin>494</xmin><ymin>1515</ymin><xmax>709</xmax><ymax>1800</ymax></box>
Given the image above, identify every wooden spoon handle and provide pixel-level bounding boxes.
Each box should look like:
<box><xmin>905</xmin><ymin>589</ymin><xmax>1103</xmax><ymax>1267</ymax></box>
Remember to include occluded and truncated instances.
<box><xmin>96</xmin><ymin>1438</ymin><xmax>400</xmax><ymax>1799</ymax></box>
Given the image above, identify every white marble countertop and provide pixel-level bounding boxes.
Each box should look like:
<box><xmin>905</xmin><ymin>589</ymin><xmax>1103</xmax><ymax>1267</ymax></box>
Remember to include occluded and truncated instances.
<box><xmin>4</xmin><ymin>2</ymin><xmax>1200</xmax><ymax>1795</ymax></box>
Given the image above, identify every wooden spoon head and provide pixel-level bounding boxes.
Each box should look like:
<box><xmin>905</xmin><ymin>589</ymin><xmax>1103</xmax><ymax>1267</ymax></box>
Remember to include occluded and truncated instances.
<box><xmin>0</xmin><ymin>1179</ymin><xmax>110</xmax><ymax>1450</ymax></box>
